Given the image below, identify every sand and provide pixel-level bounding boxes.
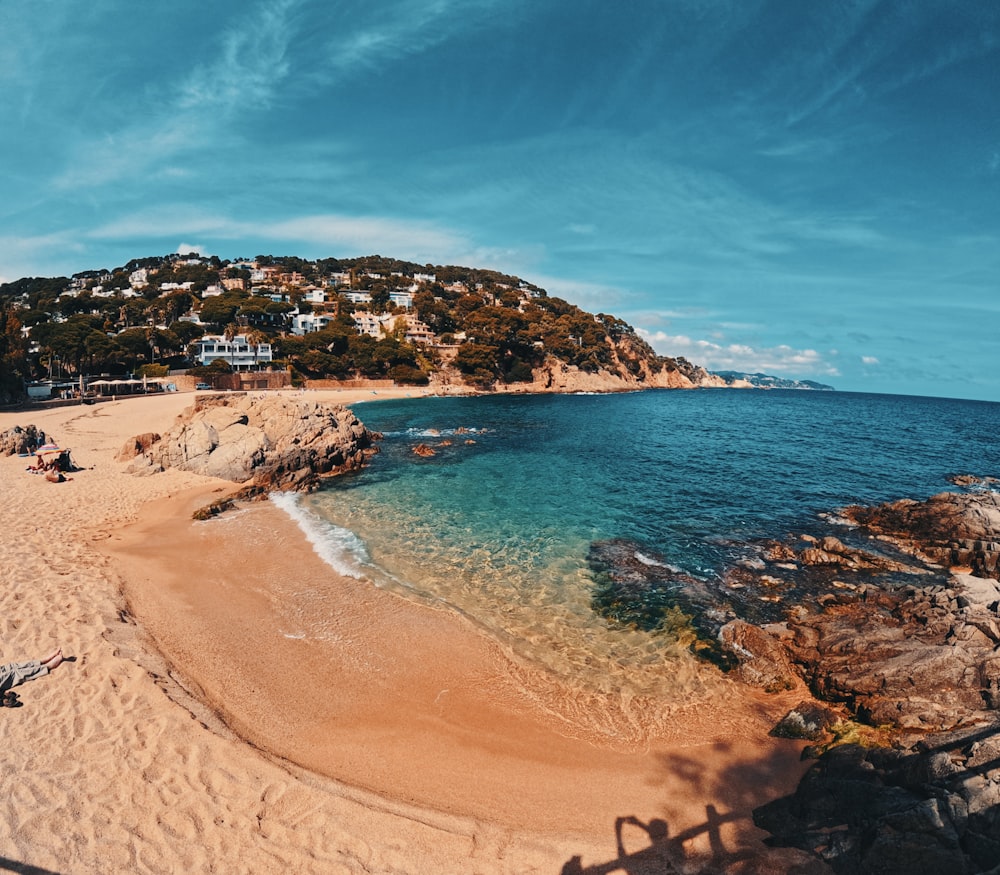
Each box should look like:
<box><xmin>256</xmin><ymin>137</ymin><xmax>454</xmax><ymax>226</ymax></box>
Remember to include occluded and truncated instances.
<box><xmin>0</xmin><ymin>391</ymin><xmax>825</xmax><ymax>874</ymax></box>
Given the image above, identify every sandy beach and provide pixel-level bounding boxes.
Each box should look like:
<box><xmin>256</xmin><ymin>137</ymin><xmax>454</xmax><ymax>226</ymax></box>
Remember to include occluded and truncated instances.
<box><xmin>0</xmin><ymin>391</ymin><xmax>824</xmax><ymax>874</ymax></box>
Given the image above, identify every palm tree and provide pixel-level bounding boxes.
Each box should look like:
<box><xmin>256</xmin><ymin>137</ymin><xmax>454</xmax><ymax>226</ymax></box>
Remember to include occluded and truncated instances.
<box><xmin>246</xmin><ymin>328</ymin><xmax>268</xmax><ymax>371</ymax></box>
<box><xmin>223</xmin><ymin>322</ymin><xmax>239</xmax><ymax>371</ymax></box>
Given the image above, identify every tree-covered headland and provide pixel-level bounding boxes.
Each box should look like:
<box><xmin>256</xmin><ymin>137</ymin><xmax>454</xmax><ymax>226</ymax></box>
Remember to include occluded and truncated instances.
<box><xmin>0</xmin><ymin>252</ymin><xmax>704</xmax><ymax>403</ymax></box>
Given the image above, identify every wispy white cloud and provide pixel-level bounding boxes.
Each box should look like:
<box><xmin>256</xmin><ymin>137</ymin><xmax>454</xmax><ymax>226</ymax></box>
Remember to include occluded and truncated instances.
<box><xmin>319</xmin><ymin>0</ymin><xmax>515</xmax><ymax>77</ymax></box>
<box><xmin>176</xmin><ymin>0</ymin><xmax>299</xmax><ymax>112</ymax></box>
<box><xmin>0</xmin><ymin>231</ymin><xmax>87</xmax><ymax>279</ymax></box>
<box><xmin>637</xmin><ymin>328</ymin><xmax>840</xmax><ymax>377</ymax></box>
<box><xmin>861</xmin><ymin>355</ymin><xmax>880</xmax><ymax>365</ymax></box>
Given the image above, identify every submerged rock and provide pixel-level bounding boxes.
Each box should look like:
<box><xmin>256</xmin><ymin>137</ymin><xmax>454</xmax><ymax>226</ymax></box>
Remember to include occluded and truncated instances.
<box><xmin>124</xmin><ymin>394</ymin><xmax>380</xmax><ymax>491</ymax></box>
<box><xmin>587</xmin><ymin>539</ymin><xmax>737</xmax><ymax>667</ymax></box>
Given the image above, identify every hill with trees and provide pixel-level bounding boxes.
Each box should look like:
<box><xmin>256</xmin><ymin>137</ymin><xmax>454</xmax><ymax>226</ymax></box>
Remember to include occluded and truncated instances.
<box><xmin>0</xmin><ymin>251</ymin><xmax>718</xmax><ymax>403</ymax></box>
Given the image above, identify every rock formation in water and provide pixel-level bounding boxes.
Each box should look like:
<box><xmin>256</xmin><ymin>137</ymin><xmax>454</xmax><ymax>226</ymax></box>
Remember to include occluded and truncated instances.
<box><xmin>122</xmin><ymin>394</ymin><xmax>380</xmax><ymax>491</ymax></box>
<box><xmin>842</xmin><ymin>488</ymin><xmax>1000</xmax><ymax>581</ymax></box>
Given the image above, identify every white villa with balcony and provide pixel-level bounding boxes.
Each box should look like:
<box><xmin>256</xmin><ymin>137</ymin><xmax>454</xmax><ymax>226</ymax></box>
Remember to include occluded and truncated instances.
<box><xmin>193</xmin><ymin>334</ymin><xmax>273</xmax><ymax>370</ymax></box>
<box><xmin>290</xmin><ymin>312</ymin><xmax>335</xmax><ymax>335</ymax></box>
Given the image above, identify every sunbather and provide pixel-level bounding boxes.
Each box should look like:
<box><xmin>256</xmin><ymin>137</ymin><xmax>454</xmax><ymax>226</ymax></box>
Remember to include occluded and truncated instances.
<box><xmin>1</xmin><ymin>649</ymin><xmax>64</xmax><ymax>705</ymax></box>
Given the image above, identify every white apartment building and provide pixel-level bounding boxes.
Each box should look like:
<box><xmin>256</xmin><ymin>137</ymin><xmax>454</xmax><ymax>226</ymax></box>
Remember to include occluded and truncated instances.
<box><xmin>193</xmin><ymin>334</ymin><xmax>273</xmax><ymax>370</ymax></box>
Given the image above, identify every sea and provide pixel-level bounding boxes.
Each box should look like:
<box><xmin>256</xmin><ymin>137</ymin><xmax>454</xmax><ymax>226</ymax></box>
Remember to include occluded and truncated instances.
<box><xmin>272</xmin><ymin>389</ymin><xmax>1000</xmax><ymax>704</ymax></box>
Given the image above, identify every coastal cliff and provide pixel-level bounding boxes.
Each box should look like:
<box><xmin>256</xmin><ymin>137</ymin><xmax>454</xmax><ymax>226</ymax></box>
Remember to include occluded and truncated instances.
<box><xmin>491</xmin><ymin>351</ymin><xmax>707</xmax><ymax>394</ymax></box>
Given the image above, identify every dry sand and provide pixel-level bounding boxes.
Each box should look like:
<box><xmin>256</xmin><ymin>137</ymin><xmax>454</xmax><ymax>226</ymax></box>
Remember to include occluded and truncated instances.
<box><xmin>0</xmin><ymin>390</ymin><xmax>825</xmax><ymax>874</ymax></box>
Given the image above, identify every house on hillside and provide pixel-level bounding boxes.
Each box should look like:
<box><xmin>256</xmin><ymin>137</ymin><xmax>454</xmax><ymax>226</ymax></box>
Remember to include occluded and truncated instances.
<box><xmin>389</xmin><ymin>290</ymin><xmax>413</xmax><ymax>310</ymax></box>
<box><xmin>193</xmin><ymin>334</ymin><xmax>273</xmax><ymax>370</ymax></box>
<box><xmin>291</xmin><ymin>312</ymin><xmax>335</xmax><ymax>335</ymax></box>
<box><xmin>353</xmin><ymin>313</ymin><xmax>434</xmax><ymax>345</ymax></box>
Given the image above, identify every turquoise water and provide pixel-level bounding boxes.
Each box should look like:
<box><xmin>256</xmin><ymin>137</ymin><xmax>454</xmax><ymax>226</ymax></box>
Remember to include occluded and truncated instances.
<box><xmin>277</xmin><ymin>390</ymin><xmax>1000</xmax><ymax>701</ymax></box>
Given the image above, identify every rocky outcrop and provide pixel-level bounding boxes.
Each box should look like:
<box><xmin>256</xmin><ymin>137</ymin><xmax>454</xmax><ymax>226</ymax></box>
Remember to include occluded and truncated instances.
<box><xmin>706</xmin><ymin>486</ymin><xmax>1000</xmax><ymax>734</ymax></box>
<box><xmin>715</xmin><ymin>483</ymin><xmax>1000</xmax><ymax>871</ymax></box>
<box><xmin>500</xmin><ymin>354</ymin><xmax>698</xmax><ymax>394</ymax></box>
<box><xmin>718</xmin><ymin>619</ymin><xmax>799</xmax><ymax>691</ymax></box>
<box><xmin>777</xmin><ymin>579</ymin><xmax>1000</xmax><ymax>732</ymax></box>
<box><xmin>115</xmin><ymin>432</ymin><xmax>161</xmax><ymax>462</ymax></box>
<box><xmin>1</xmin><ymin>424</ymin><xmax>52</xmax><ymax>455</ymax></box>
<box><xmin>843</xmin><ymin>491</ymin><xmax>1000</xmax><ymax>581</ymax></box>
<box><xmin>124</xmin><ymin>394</ymin><xmax>379</xmax><ymax>491</ymax></box>
<box><xmin>754</xmin><ymin>726</ymin><xmax>1000</xmax><ymax>875</ymax></box>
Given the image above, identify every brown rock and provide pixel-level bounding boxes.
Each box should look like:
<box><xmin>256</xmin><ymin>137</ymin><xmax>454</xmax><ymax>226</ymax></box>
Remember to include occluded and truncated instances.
<box><xmin>844</xmin><ymin>490</ymin><xmax>1000</xmax><ymax>580</ymax></box>
<box><xmin>0</xmin><ymin>424</ymin><xmax>52</xmax><ymax>456</ymax></box>
<box><xmin>115</xmin><ymin>432</ymin><xmax>161</xmax><ymax>461</ymax></box>
<box><xmin>718</xmin><ymin>620</ymin><xmax>800</xmax><ymax>692</ymax></box>
<box><xmin>125</xmin><ymin>394</ymin><xmax>379</xmax><ymax>491</ymax></box>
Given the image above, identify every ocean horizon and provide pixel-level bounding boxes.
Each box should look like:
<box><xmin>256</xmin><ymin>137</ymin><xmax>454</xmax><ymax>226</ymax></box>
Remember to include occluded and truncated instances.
<box><xmin>273</xmin><ymin>389</ymin><xmax>1000</xmax><ymax>707</ymax></box>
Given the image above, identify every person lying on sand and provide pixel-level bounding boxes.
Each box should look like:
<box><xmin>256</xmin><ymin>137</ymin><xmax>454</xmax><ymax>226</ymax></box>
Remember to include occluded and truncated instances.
<box><xmin>1</xmin><ymin>649</ymin><xmax>64</xmax><ymax>706</ymax></box>
<box><xmin>28</xmin><ymin>454</ymin><xmax>45</xmax><ymax>471</ymax></box>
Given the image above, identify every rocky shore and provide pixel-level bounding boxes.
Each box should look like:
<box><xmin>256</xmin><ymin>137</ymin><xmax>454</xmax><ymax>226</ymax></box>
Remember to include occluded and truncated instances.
<box><xmin>119</xmin><ymin>393</ymin><xmax>381</xmax><ymax>495</ymax></box>
<box><xmin>712</xmin><ymin>479</ymin><xmax>1000</xmax><ymax>874</ymax></box>
<box><xmin>590</xmin><ymin>476</ymin><xmax>1000</xmax><ymax>872</ymax></box>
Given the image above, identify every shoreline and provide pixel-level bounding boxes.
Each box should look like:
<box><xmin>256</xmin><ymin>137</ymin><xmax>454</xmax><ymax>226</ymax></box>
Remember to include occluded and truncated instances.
<box><xmin>0</xmin><ymin>391</ymin><xmax>821</xmax><ymax>873</ymax></box>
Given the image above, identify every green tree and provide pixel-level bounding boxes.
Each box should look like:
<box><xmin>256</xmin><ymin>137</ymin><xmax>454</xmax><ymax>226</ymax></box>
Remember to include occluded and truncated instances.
<box><xmin>454</xmin><ymin>342</ymin><xmax>500</xmax><ymax>388</ymax></box>
<box><xmin>199</xmin><ymin>294</ymin><xmax>243</xmax><ymax>328</ymax></box>
<box><xmin>169</xmin><ymin>320</ymin><xmax>206</xmax><ymax>345</ymax></box>
<box><xmin>245</xmin><ymin>328</ymin><xmax>268</xmax><ymax>370</ymax></box>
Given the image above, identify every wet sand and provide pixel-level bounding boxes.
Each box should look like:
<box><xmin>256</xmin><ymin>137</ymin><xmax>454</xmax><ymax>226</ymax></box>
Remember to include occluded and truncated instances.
<box><xmin>0</xmin><ymin>391</ymin><xmax>825</xmax><ymax>874</ymax></box>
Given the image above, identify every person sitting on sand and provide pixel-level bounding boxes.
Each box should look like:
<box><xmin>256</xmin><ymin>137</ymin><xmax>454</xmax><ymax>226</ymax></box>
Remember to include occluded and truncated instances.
<box><xmin>1</xmin><ymin>649</ymin><xmax>64</xmax><ymax>705</ymax></box>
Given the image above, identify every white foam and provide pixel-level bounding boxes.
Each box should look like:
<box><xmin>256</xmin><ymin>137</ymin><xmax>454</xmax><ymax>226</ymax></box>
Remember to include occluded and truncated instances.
<box><xmin>381</xmin><ymin>426</ymin><xmax>487</xmax><ymax>438</ymax></box>
<box><xmin>633</xmin><ymin>550</ymin><xmax>683</xmax><ymax>573</ymax></box>
<box><xmin>270</xmin><ymin>491</ymin><xmax>370</xmax><ymax>579</ymax></box>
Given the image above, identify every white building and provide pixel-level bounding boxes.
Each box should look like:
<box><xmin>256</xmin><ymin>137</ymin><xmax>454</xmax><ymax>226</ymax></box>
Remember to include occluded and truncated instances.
<box><xmin>193</xmin><ymin>334</ymin><xmax>273</xmax><ymax>370</ymax></box>
<box><xmin>353</xmin><ymin>312</ymin><xmax>386</xmax><ymax>338</ymax></box>
<box><xmin>291</xmin><ymin>313</ymin><xmax>335</xmax><ymax>335</ymax></box>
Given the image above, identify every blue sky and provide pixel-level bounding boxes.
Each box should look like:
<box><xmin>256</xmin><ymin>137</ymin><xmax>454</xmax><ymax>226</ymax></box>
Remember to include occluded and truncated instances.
<box><xmin>2</xmin><ymin>1</ymin><xmax>998</xmax><ymax>400</ymax></box>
